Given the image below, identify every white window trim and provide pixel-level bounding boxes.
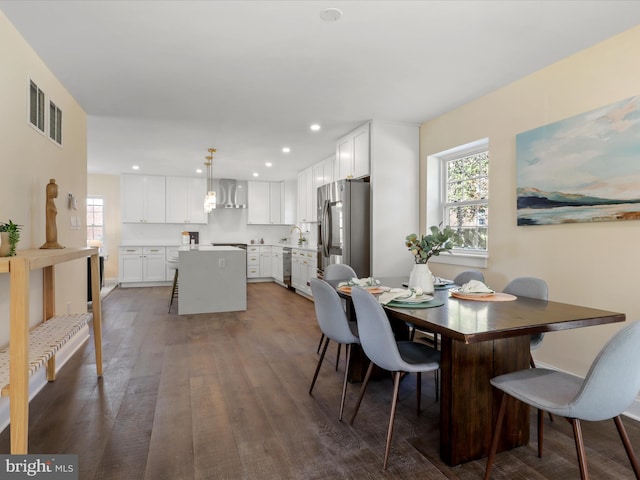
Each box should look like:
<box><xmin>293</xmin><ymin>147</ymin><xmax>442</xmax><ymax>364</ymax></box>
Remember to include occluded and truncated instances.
<box><xmin>87</xmin><ymin>196</ymin><xmax>106</xmax><ymax>256</ymax></box>
<box><xmin>27</xmin><ymin>77</ymin><xmax>46</xmax><ymax>135</ymax></box>
<box><xmin>426</xmin><ymin>138</ymin><xmax>489</xmax><ymax>268</ymax></box>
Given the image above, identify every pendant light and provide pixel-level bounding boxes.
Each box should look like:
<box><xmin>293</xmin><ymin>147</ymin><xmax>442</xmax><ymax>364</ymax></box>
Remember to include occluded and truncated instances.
<box><xmin>203</xmin><ymin>148</ymin><xmax>216</xmax><ymax>213</ymax></box>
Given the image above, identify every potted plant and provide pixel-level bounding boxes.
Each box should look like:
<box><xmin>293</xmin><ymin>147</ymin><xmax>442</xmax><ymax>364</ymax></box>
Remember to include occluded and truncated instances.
<box><xmin>405</xmin><ymin>224</ymin><xmax>460</xmax><ymax>293</ymax></box>
<box><xmin>0</xmin><ymin>220</ymin><xmax>22</xmax><ymax>257</ymax></box>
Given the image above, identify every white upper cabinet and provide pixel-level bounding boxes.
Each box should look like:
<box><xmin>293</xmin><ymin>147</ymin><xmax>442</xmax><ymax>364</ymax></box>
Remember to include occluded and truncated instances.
<box><xmin>121</xmin><ymin>174</ymin><xmax>166</xmax><ymax>223</ymax></box>
<box><xmin>335</xmin><ymin>122</ymin><xmax>370</xmax><ymax>181</ymax></box>
<box><xmin>165</xmin><ymin>176</ymin><xmax>207</xmax><ymax>224</ymax></box>
<box><xmin>248</xmin><ymin>181</ymin><xmax>292</xmax><ymax>225</ymax></box>
<box><xmin>297</xmin><ymin>167</ymin><xmax>313</xmax><ymax>223</ymax></box>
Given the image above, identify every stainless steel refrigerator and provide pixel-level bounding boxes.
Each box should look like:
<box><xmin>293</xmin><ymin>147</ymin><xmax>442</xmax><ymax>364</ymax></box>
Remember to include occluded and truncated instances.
<box><xmin>317</xmin><ymin>179</ymin><xmax>370</xmax><ymax>278</ymax></box>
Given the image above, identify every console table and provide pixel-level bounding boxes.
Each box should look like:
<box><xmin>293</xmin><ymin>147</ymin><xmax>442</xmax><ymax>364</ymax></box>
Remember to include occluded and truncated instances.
<box><xmin>0</xmin><ymin>247</ymin><xmax>103</xmax><ymax>453</ymax></box>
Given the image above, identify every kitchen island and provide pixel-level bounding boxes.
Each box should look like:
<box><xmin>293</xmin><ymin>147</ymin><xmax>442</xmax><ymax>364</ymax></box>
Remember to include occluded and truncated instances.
<box><xmin>178</xmin><ymin>245</ymin><xmax>247</xmax><ymax>315</ymax></box>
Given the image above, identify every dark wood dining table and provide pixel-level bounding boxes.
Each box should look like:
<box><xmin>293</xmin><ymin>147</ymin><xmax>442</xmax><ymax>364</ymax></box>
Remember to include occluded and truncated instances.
<box><xmin>334</xmin><ymin>276</ymin><xmax>626</xmax><ymax>466</ymax></box>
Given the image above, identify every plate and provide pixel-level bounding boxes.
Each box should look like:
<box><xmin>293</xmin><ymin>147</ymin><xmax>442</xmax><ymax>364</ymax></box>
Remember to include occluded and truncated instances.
<box><xmin>392</xmin><ymin>294</ymin><xmax>434</xmax><ymax>304</ymax></box>
<box><xmin>338</xmin><ymin>286</ymin><xmax>386</xmax><ymax>294</ymax></box>
<box><xmin>451</xmin><ymin>289</ymin><xmax>495</xmax><ymax>299</ymax></box>
<box><xmin>386</xmin><ymin>298</ymin><xmax>444</xmax><ymax>309</ymax></box>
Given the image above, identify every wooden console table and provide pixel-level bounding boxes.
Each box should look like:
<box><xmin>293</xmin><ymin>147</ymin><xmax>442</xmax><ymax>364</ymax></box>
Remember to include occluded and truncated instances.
<box><xmin>0</xmin><ymin>247</ymin><xmax>103</xmax><ymax>454</ymax></box>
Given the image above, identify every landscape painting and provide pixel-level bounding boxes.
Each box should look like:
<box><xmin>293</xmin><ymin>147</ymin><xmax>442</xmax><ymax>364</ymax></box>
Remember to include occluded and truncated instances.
<box><xmin>516</xmin><ymin>95</ymin><xmax>640</xmax><ymax>226</ymax></box>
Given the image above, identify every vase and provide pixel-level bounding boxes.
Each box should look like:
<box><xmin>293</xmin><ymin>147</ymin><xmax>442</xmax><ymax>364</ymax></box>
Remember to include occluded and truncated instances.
<box><xmin>0</xmin><ymin>232</ymin><xmax>10</xmax><ymax>257</ymax></box>
<box><xmin>408</xmin><ymin>263</ymin><xmax>434</xmax><ymax>294</ymax></box>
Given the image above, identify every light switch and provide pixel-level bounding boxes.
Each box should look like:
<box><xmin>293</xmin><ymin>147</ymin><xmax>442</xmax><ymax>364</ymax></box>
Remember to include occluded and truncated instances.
<box><xmin>218</xmin><ymin>258</ymin><xmax>226</xmax><ymax>268</ymax></box>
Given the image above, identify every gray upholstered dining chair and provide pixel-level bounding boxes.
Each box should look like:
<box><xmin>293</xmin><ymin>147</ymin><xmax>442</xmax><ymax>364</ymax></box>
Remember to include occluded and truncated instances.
<box><xmin>309</xmin><ymin>278</ymin><xmax>360</xmax><ymax>421</ymax></box>
<box><xmin>484</xmin><ymin>321</ymin><xmax>640</xmax><ymax>480</ymax></box>
<box><xmin>453</xmin><ymin>269</ymin><xmax>485</xmax><ymax>286</ymax></box>
<box><xmin>318</xmin><ymin>264</ymin><xmax>358</xmax><ymax>369</ymax></box>
<box><xmin>349</xmin><ymin>287</ymin><xmax>440</xmax><ymax>470</ymax></box>
<box><xmin>503</xmin><ymin>277</ymin><xmax>548</xmax><ymax>368</ymax></box>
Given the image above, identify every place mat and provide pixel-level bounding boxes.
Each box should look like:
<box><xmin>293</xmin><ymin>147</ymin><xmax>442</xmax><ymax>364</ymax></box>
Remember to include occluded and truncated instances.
<box><xmin>385</xmin><ymin>298</ymin><xmax>445</xmax><ymax>309</ymax></box>
<box><xmin>450</xmin><ymin>292</ymin><xmax>517</xmax><ymax>302</ymax></box>
<box><xmin>338</xmin><ymin>286</ymin><xmax>387</xmax><ymax>294</ymax></box>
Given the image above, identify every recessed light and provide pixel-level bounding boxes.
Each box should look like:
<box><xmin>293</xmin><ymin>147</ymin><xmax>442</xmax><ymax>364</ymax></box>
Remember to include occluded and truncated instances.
<box><xmin>310</xmin><ymin>124</ymin><xmax>321</xmax><ymax>132</ymax></box>
<box><xmin>265</xmin><ymin>162</ymin><xmax>273</xmax><ymax>167</ymax></box>
<box><xmin>253</xmin><ymin>172</ymin><xmax>259</xmax><ymax>177</ymax></box>
<box><xmin>196</xmin><ymin>168</ymin><xmax>203</xmax><ymax>174</ymax></box>
<box><xmin>132</xmin><ymin>165</ymin><xmax>139</xmax><ymax>170</ymax></box>
<box><xmin>282</xmin><ymin>147</ymin><xmax>291</xmax><ymax>153</ymax></box>
<box><xmin>320</xmin><ymin>7</ymin><xmax>342</xmax><ymax>22</ymax></box>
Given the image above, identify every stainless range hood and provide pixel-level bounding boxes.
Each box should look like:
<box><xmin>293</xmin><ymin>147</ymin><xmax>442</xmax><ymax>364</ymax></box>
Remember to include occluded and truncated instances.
<box><xmin>212</xmin><ymin>178</ymin><xmax>248</xmax><ymax>209</ymax></box>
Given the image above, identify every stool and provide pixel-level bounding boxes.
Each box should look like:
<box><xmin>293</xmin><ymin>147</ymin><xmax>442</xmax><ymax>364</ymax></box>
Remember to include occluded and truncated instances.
<box><xmin>167</xmin><ymin>257</ymin><xmax>179</xmax><ymax>313</ymax></box>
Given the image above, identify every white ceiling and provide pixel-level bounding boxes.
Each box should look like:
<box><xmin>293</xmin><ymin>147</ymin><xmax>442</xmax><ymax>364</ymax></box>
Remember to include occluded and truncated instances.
<box><xmin>2</xmin><ymin>1</ymin><xmax>640</xmax><ymax>181</ymax></box>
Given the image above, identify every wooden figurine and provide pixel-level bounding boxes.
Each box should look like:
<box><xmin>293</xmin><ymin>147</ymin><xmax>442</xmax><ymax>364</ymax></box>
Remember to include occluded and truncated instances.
<box><xmin>40</xmin><ymin>178</ymin><xmax>64</xmax><ymax>249</ymax></box>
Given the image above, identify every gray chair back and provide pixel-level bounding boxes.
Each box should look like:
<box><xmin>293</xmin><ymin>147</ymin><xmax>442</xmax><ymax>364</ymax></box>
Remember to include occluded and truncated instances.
<box><xmin>571</xmin><ymin>321</ymin><xmax>640</xmax><ymax>421</ymax></box>
<box><xmin>350</xmin><ymin>287</ymin><xmax>406</xmax><ymax>372</ymax></box>
<box><xmin>324</xmin><ymin>263</ymin><xmax>357</xmax><ymax>282</ymax></box>
<box><xmin>504</xmin><ymin>277</ymin><xmax>548</xmax><ymax>348</ymax></box>
<box><xmin>309</xmin><ymin>279</ymin><xmax>359</xmax><ymax>345</ymax></box>
<box><xmin>453</xmin><ymin>270</ymin><xmax>484</xmax><ymax>285</ymax></box>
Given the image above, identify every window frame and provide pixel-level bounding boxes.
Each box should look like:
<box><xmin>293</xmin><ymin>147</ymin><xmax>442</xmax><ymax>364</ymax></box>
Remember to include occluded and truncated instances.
<box><xmin>28</xmin><ymin>79</ymin><xmax>45</xmax><ymax>133</ymax></box>
<box><xmin>426</xmin><ymin>138</ymin><xmax>489</xmax><ymax>268</ymax></box>
<box><xmin>49</xmin><ymin>100</ymin><xmax>62</xmax><ymax>145</ymax></box>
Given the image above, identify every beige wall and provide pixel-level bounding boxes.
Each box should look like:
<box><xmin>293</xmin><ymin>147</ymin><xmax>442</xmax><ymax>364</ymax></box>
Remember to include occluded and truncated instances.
<box><xmin>88</xmin><ymin>174</ymin><xmax>121</xmax><ymax>280</ymax></box>
<box><xmin>420</xmin><ymin>24</ymin><xmax>640</xmax><ymax>376</ymax></box>
<box><xmin>0</xmin><ymin>12</ymin><xmax>88</xmax><ymax>344</ymax></box>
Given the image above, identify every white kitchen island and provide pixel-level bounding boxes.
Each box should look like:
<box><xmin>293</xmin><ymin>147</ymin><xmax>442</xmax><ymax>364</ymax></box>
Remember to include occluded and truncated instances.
<box><xmin>178</xmin><ymin>246</ymin><xmax>247</xmax><ymax>315</ymax></box>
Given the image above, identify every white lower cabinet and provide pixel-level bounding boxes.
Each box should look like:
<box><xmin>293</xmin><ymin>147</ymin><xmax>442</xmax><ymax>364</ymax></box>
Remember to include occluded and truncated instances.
<box><xmin>119</xmin><ymin>246</ymin><xmax>168</xmax><ymax>285</ymax></box>
<box><xmin>271</xmin><ymin>247</ymin><xmax>284</xmax><ymax>283</ymax></box>
<box><xmin>260</xmin><ymin>246</ymin><xmax>272</xmax><ymax>278</ymax></box>
<box><xmin>247</xmin><ymin>245</ymin><xmax>273</xmax><ymax>280</ymax></box>
<box><xmin>291</xmin><ymin>248</ymin><xmax>315</xmax><ymax>296</ymax></box>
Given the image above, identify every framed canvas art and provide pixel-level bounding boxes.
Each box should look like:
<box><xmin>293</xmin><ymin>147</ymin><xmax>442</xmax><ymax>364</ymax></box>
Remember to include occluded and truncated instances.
<box><xmin>516</xmin><ymin>95</ymin><xmax>640</xmax><ymax>225</ymax></box>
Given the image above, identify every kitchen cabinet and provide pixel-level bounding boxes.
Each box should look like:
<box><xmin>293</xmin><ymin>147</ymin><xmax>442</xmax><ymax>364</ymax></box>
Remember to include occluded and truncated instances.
<box><xmin>335</xmin><ymin>123</ymin><xmax>370</xmax><ymax>181</ymax></box>
<box><xmin>165</xmin><ymin>176</ymin><xmax>207</xmax><ymax>224</ymax></box>
<box><xmin>271</xmin><ymin>247</ymin><xmax>284</xmax><ymax>284</ymax></box>
<box><xmin>248</xmin><ymin>181</ymin><xmax>290</xmax><ymax>225</ymax></box>
<box><xmin>296</xmin><ymin>167</ymin><xmax>313</xmax><ymax>223</ymax></box>
<box><xmin>246</xmin><ymin>245</ymin><xmax>261</xmax><ymax>278</ymax></box>
<box><xmin>119</xmin><ymin>246</ymin><xmax>167</xmax><ymax>284</ymax></box>
<box><xmin>292</xmin><ymin>248</ymin><xmax>315</xmax><ymax>297</ymax></box>
<box><xmin>121</xmin><ymin>174</ymin><xmax>166</xmax><ymax>223</ymax></box>
<box><xmin>260</xmin><ymin>246</ymin><xmax>272</xmax><ymax>278</ymax></box>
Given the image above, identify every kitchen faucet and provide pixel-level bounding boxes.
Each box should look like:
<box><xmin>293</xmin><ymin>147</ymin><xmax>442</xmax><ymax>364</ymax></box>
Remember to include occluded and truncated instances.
<box><xmin>290</xmin><ymin>225</ymin><xmax>304</xmax><ymax>245</ymax></box>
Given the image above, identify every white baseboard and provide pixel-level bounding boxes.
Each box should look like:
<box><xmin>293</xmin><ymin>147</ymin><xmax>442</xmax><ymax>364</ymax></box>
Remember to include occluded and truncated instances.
<box><xmin>0</xmin><ymin>326</ymin><xmax>90</xmax><ymax>433</ymax></box>
<box><xmin>535</xmin><ymin>360</ymin><xmax>640</xmax><ymax>422</ymax></box>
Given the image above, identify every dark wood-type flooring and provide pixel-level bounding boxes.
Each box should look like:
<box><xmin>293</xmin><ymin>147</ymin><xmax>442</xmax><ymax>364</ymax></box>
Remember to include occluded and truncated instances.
<box><xmin>1</xmin><ymin>283</ymin><xmax>639</xmax><ymax>479</ymax></box>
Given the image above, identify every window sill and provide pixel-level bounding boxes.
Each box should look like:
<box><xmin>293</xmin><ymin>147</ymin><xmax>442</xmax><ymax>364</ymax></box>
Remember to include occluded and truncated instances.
<box><xmin>430</xmin><ymin>252</ymin><xmax>488</xmax><ymax>269</ymax></box>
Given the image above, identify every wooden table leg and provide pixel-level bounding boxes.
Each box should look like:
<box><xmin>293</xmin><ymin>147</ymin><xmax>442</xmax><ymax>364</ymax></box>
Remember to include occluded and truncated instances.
<box><xmin>438</xmin><ymin>335</ymin><xmax>530</xmax><ymax>466</ymax></box>
<box><xmin>9</xmin><ymin>257</ymin><xmax>30</xmax><ymax>454</ymax></box>
<box><xmin>90</xmin><ymin>253</ymin><xmax>103</xmax><ymax>376</ymax></box>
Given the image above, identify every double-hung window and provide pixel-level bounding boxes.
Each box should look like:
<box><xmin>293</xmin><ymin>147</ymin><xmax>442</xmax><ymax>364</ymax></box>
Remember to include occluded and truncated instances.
<box><xmin>87</xmin><ymin>197</ymin><xmax>105</xmax><ymax>253</ymax></box>
<box><xmin>427</xmin><ymin>139</ymin><xmax>489</xmax><ymax>266</ymax></box>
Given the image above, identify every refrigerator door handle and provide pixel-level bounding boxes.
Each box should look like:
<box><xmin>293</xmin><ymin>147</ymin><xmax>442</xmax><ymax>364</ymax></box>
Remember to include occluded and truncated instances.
<box><xmin>322</xmin><ymin>201</ymin><xmax>331</xmax><ymax>258</ymax></box>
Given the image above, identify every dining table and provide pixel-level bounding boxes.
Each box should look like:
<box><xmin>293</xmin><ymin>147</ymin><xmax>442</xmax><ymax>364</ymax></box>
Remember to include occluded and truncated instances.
<box><xmin>332</xmin><ymin>276</ymin><xmax>626</xmax><ymax>466</ymax></box>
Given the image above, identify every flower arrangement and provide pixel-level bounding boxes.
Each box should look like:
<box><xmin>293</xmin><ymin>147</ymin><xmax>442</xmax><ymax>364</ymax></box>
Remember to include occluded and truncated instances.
<box><xmin>0</xmin><ymin>220</ymin><xmax>22</xmax><ymax>256</ymax></box>
<box><xmin>405</xmin><ymin>224</ymin><xmax>460</xmax><ymax>264</ymax></box>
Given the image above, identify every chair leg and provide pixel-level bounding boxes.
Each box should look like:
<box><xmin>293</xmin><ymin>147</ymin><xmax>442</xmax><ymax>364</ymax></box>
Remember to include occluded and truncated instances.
<box><xmin>435</xmin><ymin>369</ymin><xmax>439</xmax><ymax>402</ymax></box>
<box><xmin>531</xmin><ymin>354</ymin><xmax>554</xmax><ymax>423</ymax></box>
<box><xmin>335</xmin><ymin>343</ymin><xmax>341</xmax><ymax>371</ymax></box>
<box><xmin>168</xmin><ymin>269</ymin><xmax>179</xmax><ymax>313</ymax></box>
<box><xmin>537</xmin><ymin>408</ymin><xmax>544</xmax><ymax>458</ymax></box>
<box><xmin>484</xmin><ymin>392</ymin><xmax>508</xmax><ymax>480</ymax></box>
<box><xmin>316</xmin><ymin>333</ymin><xmax>325</xmax><ymax>354</ymax></box>
<box><xmin>614</xmin><ymin>416</ymin><xmax>640</xmax><ymax>479</ymax></box>
<box><xmin>416</xmin><ymin>372</ymin><xmax>421</xmax><ymax>416</ymax></box>
<box><xmin>339</xmin><ymin>344</ymin><xmax>352</xmax><ymax>421</ymax></box>
<box><xmin>571</xmin><ymin>418</ymin><xmax>589</xmax><ymax>480</ymax></box>
<box><xmin>383</xmin><ymin>371</ymin><xmax>402</xmax><ymax>470</ymax></box>
<box><xmin>349</xmin><ymin>361</ymin><xmax>374</xmax><ymax>426</ymax></box>
<box><xmin>309</xmin><ymin>337</ymin><xmax>330</xmax><ymax>395</ymax></box>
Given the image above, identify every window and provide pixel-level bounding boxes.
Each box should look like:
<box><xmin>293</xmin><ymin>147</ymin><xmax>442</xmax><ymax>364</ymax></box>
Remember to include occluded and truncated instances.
<box><xmin>443</xmin><ymin>148</ymin><xmax>489</xmax><ymax>251</ymax></box>
<box><xmin>29</xmin><ymin>80</ymin><xmax>45</xmax><ymax>131</ymax></box>
<box><xmin>426</xmin><ymin>139</ymin><xmax>489</xmax><ymax>266</ymax></box>
<box><xmin>49</xmin><ymin>100</ymin><xmax>62</xmax><ymax>144</ymax></box>
<box><xmin>87</xmin><ymin>197</ymin><xmax>105</xmax><ymax>253</ymax></box>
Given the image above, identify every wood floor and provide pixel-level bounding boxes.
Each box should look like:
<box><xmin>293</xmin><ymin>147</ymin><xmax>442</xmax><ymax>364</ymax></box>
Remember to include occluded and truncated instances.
<box><xmin>1</xmin><ymin>282</ymin><xmax>639</xmax><ymax>479</ymax></box>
